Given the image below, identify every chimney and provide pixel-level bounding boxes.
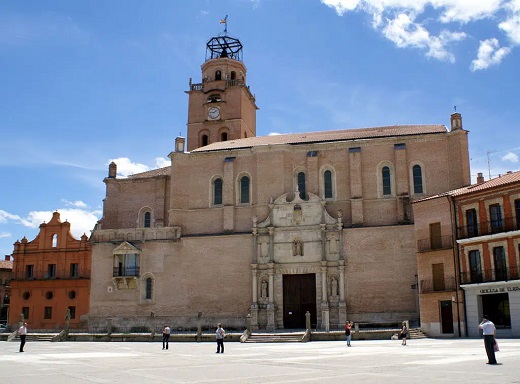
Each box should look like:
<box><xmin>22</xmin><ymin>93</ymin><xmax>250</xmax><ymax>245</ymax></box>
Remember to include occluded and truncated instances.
<box><xmin>5</xmin><ymin>255</ymin><xmax>10</xmax><ymax>261</ymax></box>
<box><xmin>450</xmin><ymin>112</ymin><xmax>462</xmax><ymax>131</ymax></box>
<box><xmin>477</xmin><ymin>172</ymin><xmax>485</xmax><ymax>184</ymax></box>
<box><xmin>175</xmin><ymin>136</ymin><xmax>185</xmax><ymax>153</ymax></box>
<box><xmin>108</xmin><ymin>162</ymin><xmax>117</xmax><ymax>178</ymax></box>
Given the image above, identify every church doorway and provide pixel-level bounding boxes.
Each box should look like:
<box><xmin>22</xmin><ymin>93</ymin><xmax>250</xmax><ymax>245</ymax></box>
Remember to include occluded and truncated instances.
<box><xmin>283</xmin><ymin>274</ymin><xmax>317</xmax><ymax>329</ymax></box>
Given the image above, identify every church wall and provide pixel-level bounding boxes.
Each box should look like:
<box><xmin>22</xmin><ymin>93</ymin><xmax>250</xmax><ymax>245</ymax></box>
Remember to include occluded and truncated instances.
<box><xmin>343</xmin><ymin>225</ymin><xmax>418</xmax><ymax>322</ymax></box>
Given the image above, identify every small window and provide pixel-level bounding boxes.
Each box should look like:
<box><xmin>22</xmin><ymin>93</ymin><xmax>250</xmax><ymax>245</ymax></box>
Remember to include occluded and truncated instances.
<box><xmin>412</xmin><ymin>165</ymin><xmax>423</xmax><ymax>194</ymax></box>
<box><xmin>145</xmin><ymin>278</ymin><xmax>153</xmax><ymax>300</ymax></box>
<box><xmin>68</xmin><ymin>306</ymin><xmax>76</xmax><ymax>320</ymax></box>
<box><xmin>45</xmin><ymin>291</ymin><xmax>54</xmax><ymax>300</ymax></box>
<box><xmin>230</xmin><ymin>71</ymin><xmax>236</xmax><ymax>80</ymax></box>
<box><xmin>213</xmin><ymin>178</ymin><xmax>223</xmax><ymax>205</ymax></box>
<box><xmin>297</xmin><ymin>172</ymin><xmax>306</xmax><ymax>200</ymax></box>
<box><xmin>201</xmin><ymin>134</ymin><xmax>209</xmax><ymax>147</ymax></box>
<box><xmin>48</xmin><ymin>264</ymin><xmax>56</xmax><ymax>278</ymax></box>
<box><xmin>22</xmin><ymin>307</ymin><xmax>30</xmax><ymax>320</ymax></box>
<box><xmin>144</xmin><ymin>212</ymin><xmax>151</xmax><ymax>228</ymax></box>
<box><xmin>70</xmin><ymin>263</ymin><xmax>79</xmax><ymax>278</ymax></box>
<box><xmin>22</xmin><ymin>292</ymin><xmax>31</xmax><ymax>300</ymax></box>
<box><xmin>44</xmin><ymin>306</ymin><xmax>52</xmax><ymax>320</ymax></box>
<box><xmin>68</xmin><ymin>290</ymin><xmax>77</xmax><ymax>300</ymax></box>
<box><xmin>240</xmin><ymin>176</ymin><xmax>250</xmax><ymax>204</ymax></box>
<box><xmin>382</xmin><ymin>166</ymin><xmax>391</xmax><ymax>196</ymax></box>
<box><xmin>26</xmin><ymin>265</ymin><xmax>34</xmax><ymax>279</ymax></box>
<box><xmin>215</xmin><ymin>70</ymin><xmax>222</xmax><ymax>80</ymax></box>
<box><xmin>221</xmin><ymin>132</ymin><xmax>228</xmax><ymax>141</ymax></box>
<box><xmin>324</xmin><ymin>170</ymin><xmax>333</xmax><ymax>199</ymax></box>
<box><xmin>52</xmin><ymin>234</ymin><xmax>58</xmax><ymax>247</ymax></box>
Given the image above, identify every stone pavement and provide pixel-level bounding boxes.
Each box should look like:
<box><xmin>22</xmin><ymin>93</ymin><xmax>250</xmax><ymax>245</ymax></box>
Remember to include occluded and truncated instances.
<box><xmin>1</xmin><ymin>338</ymin><xmax>519</xmax><ymax>383</ymax></box>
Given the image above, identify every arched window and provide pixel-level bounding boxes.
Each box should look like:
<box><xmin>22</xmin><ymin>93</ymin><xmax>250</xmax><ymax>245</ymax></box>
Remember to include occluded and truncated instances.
<box><xmin>145</xmin><ymin>278</ymin><xmax>153</xmax><ymax>300</ymax></box>
<box><xmin>297</xmin><ymin>172</ymin><xmax>306</xmax><ymax>200</ymax></box>
<box><xmin>382</xmin><ymin>166</ymin><xmax>391</xmax><ymax>196</ymax></box>
<box><xmin>52</xmin><ymin>234</ymin><xmax>58</xmax><ymax>248</ymax></box>
<box><xmin>213</xmin><ymin>178</ymin><xmax>223</xmax><ymax>205</ymax></box>
<box><xmin>413</xmin><ymin>165</ymin><xmax>423</xmax><ymax>194</ymax></box>
<box><xmin>231</xmin><ymin>71</ymin><xmax>236</xmax><ymax>80</ymax></box>
<box><xmin>201</xmin><ymin>134</ymin><xmax>209</xmax><ymax>147</ymax></box>
<box><xmin>240</xmin><ymin>176</ymin><xmax>250</xmax><ymax>204</ymax></box>
<box><xmin>324</xmin><ymin>170</ymin><xmax>333</xmax><ymax>199</ymax></box>
<box><xmin>215</xmin><ymin>70</ymin><xmax>222</xmax><ymax>80</ymax></box>
<box><xmin>144</xmin><ymin>212</ymin><xmax>151</xmax><ymax>228</ymax></box>
<box><xmin>221</xmin><ymin>132</ymin><xmax>228</xmax><ymax>141</ymax></box>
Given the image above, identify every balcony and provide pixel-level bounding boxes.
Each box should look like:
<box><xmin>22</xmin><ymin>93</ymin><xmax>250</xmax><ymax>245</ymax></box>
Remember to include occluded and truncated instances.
<box><xmin>417</xmin><ymin>235</ymin><xmax>454</xmax><ymax>253</ymax></box>
<box><xmin>458</xmin><ymin>216</ymin><xmax>520</xmax><ymax>240</ymax></box>
<box><xmin>460</xmin><ymin>266</ymin><xmax>520</xmax><ymax>285</ymax></box>
<box><xmin>12</xmin><ymin>272</ymin><xmax>91</xmax><ymax>281</ymax></box>
<box><xmin>419</xmin><ymin>277</ymin><xmax>457</xmax><ymax>293</ymax></box>
<box><xmin>113</xmin><ymin>266</ymin><xmax>140</xmax><ymax>278</ymax></box>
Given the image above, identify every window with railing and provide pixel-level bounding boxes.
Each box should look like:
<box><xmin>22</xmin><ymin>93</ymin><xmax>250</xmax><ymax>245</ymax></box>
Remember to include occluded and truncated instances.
<box><xmin>70</xmin><ymin>263</ymin><xmax>79</xmax><ymax>278</ymax></box>
<box><xmin>113</xmin><ymin>253</ymin><xmax>140</xmax><ymax>277</ymax></box>
<box><xmin>47</xmin><ymin>264</ymin><xmax>56</xmax><ymax>279</ymax></box>
<box><xmin>515</xmin><ymin>199</ymin><xmax>520</xmax><ymax>229</ymax></box>
<box><xmin>465</xmin><ymin>209</ymin><xmax>478</xmax><ymax>237</ymax></box>
<box><xmin>26</xmin><ymin>265</ymin><xmax>34</xmax><ymax>279</ymax></box>
<box><xmin>469</xmin><ymin>250</ymin><xmax>482</xmax><ymax>283</ymax></box>
<box><xmin>493</xmin><ymin>246</ymin><xmax>508</xmax><ymax>281</ymax></box>
<box><xmin>490</xmin><ymin>204</ymin><xmax>503</xmax><ymax>233</ymax></box>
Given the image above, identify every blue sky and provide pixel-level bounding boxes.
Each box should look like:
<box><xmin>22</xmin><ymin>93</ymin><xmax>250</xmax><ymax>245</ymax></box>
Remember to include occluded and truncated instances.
<box><xmin>1</xmin><ymin>0</ymin><xmax>519</xmax><ymax>258</ymax></box>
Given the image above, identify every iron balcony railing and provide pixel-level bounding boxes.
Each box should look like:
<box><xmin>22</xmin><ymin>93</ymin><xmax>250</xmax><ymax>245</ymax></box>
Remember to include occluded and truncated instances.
<box><xmin>460</xmin><ymin>266</ymin><xmax>520</xmax><ymax>285</ymax></box>
<box><xmin>12</xmin><ymin>272</ymin><xmax>90</xmax><ymax>281</ymax></box>
<box><xmin>113</xmin><ymin>266</ymin><xmax>140</xmax><ymax>277</ymax></box>
<box><xmin>417</xmin><ymin>235</ymin><xmax>454</xmax><ymax>253</ymax></box>
<box><xmin>419</xmin><ymin>277</ymin><xmax>457</xmax><ymax>293</ymax></box>
<box><xmin>190</xmin><ymin>79</ymin><xmax>244</xmax><ymax>92</ymax></box>
<box><xmin>458</xmin><ymin>216</ymin><xmax>520</xmax><ymax>240</ymax></box>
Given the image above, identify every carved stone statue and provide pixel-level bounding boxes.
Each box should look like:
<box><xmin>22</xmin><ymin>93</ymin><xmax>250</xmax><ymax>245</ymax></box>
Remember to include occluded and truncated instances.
<box><xmin>293</xmin><ymin>240</ymin><xmax>303</xmax><ymax>256</ymax></box>
<box><xmin>330</xmin><ymin>277</ymin><xmax>339</xmax><ymax>301</ymax></box>
<box><xmin>260</xmin><ymin>280</ymin><xmax>268</xmax><ymax>300</ymax></box>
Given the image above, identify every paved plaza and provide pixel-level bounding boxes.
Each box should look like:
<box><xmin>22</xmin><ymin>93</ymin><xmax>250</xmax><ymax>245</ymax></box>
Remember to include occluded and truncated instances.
<box><xmin>1</xmin><ymin>338</ymin><xmax>519</xmax><ymax>383</ymax></box>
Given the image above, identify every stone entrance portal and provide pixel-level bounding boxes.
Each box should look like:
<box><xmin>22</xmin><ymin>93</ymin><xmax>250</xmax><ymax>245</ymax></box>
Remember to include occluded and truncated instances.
<box><xmin>283</xmin><ymin>274</ymin><xmax>317</xmax><ymax>329</ymax></box>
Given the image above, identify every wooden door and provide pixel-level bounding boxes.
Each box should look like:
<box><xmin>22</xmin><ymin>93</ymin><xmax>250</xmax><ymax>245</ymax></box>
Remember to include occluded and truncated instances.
<box><xmin>283</xmin><ymin>274</ymin><xmax>317</xmax><ymax>329</ymax></box>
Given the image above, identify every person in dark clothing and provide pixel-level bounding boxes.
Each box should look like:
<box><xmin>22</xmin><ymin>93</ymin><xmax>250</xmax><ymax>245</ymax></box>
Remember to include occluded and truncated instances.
<box><xmin>18</xmin><ymin>322</ymin><xmax>28</xmax><ymax>352</ymax></box>
<box><xmin>162</xmin><ymin>324</ymin><xmax>171</xmax><ymax>350</ymax></box>
<box><xmin>216</xmin><ymin>323</ymin><xmax>226</xmax><ymax>353</ymax></box>
<box><xmin>479</xmin><ymin>315</ymin><xmax>498</xmax><ymax>365</ymax></box>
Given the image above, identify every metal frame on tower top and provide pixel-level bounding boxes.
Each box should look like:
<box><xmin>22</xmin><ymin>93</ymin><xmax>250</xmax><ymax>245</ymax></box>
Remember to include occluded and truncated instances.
<box><xmin>205</xmin><ymin>15</ymin><xmax>243</xmax><ymax>62</ymax></box>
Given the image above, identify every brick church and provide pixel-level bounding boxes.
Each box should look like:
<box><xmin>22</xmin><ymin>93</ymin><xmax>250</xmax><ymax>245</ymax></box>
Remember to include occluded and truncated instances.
<box><xmin>88</xmin><ymin>30</ymin><xmax>471</xmax><ymax>331</ymax></box>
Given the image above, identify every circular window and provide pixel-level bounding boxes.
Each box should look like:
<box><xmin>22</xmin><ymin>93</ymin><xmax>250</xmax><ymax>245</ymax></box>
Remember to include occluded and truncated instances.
<box><xmin>45</xmin><ymin>291</ymin><xmax>54</xmax><ymax>300</ymax></box>
<box><xmin>22</xmin><ymin>292</ymin><xmax>31</xmax><ymax>300</ymax></box>
<box><xmin>68</xmin><ymin>290</ymin><xmax>77</xmax><ymax>300</ymax></box>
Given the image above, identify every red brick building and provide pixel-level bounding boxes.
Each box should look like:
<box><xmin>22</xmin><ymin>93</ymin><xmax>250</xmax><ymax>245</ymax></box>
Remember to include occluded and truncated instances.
<box><xmin>9</xmin><ymin>212</ymin><xmax>91</xmax><ymax>330</ymax></box>
<box><xmin>414</xmin><ymin>170</ymin><xmax>520</xmax><ymax>337</ymax></box>
<box><xmin>0</xmin><ymin>255</ymin><xmax>13</xmax><ymax>325</ymax></box>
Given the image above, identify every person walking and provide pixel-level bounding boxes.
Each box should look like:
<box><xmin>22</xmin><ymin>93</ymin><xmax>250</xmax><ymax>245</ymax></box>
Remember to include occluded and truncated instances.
<box><xmin>162</xmin><ymin>324</ymin><xmax>171</xmax><ymax>350</ymax></box>
<box><xmin>400</xmin><ymin>322</ymin><xmax>408</xmax><ymax>346</ymax></box>
<box><xmin>17</xmin><ymin>322</ymin><xmax>28</xmax><ymax>352</ymax></box>
<box><xmin>215</xmin><ymin>323</ymin><xmax>226</xmax><ymax>354</ymax></box>
<box><xmin>345</xmin><ymin>321</ymin><xmax>353</xmax><ymax>347</ymax></box>
<box><xmin>479</xmin><ymin>315</ymin><xmax>498</xmax><ymax>365</ymax></box>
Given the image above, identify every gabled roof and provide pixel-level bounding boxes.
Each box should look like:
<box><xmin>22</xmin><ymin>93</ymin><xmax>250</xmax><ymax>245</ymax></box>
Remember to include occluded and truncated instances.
<box><xmin>128</xmin><ymin>166</ymin><xmax>171</xmax><ymax>179</ymax></box>
<box><xmin>0</xmin><ymin>259</ymin><xmax>13</xmax><ymax>270</ymax></box>
<box><xmin>192</xmin><ymin>125</ymin><xmax>448</xmax><ymax>153</ymax></box>
<box><xmin>414</xmin><ymin>170</ymin><xmax>520</xmax><ymax>203</ymax></box>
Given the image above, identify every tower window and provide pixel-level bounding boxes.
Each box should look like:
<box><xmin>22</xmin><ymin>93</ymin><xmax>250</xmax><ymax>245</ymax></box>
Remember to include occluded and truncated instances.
<box><xmin>144</xmin><ymin>212</ymin><xmax>151</xmax><ymax>228</ymax></box>
<box><xmin>382</xmin><ymin>166</ymin><xmax>391</xmax><ymax>196</ymax></box>
<box><xmin>215</xmin><ymin>70</ymin><xmax>222</xmax><ymax>81</ymax></box>
<box><xmin>207</xmin><ymin>94</ymin><xmax>221</xmax><ymax>103</ymax></box>
<box><xmin>240</xmin><ymin>176</ymin><xmax>250</xmax><ymax>204</ymax></box>
<box><xmin>231</xmin><ymin>71</ymin><xmax>236</xmax><ymax>80</ymax></box>
<box><xmin>52</xmin><ymin>234</ymin><xmax>58</xmax><ymax>247</ymax></box>
<box><xmin>201</xmin><ymin>134</ymin><xmax>209</xmax><ymax>147</ymax></box>
<box><xmin>213</xmin><ymin>178</ymin><xmax>223</xmax><ymax>205</ymax></box>
<box><xmin>324</xmin><ymin>170</ymin><xmax>333</xmax><ymax>199</ymax></box>
<box><xmin>413</xmin><ymin>165</ymin><xmax>423</xmax><ymax>194</ymax></box>
<box><xmin>221</xmin><ymin>132</ymin><xmax>228</xmax><ymax>141</ymax></box>
<box><xmin>297</xmin><ymin>172</ymin><xmax>306</xmax><ymax>200</ymax></box>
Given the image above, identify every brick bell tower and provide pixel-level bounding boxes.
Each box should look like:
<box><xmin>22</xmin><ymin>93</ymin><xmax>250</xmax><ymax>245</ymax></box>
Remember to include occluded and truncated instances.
<box><xmin>186</xmin><ymin>22</ymin><xmax>258</xmax><ymax>151</ymax></box>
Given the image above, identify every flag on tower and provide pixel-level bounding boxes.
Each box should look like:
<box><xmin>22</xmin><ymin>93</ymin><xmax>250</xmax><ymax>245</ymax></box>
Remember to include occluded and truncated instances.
<box><xmin>220</xmin><ymin>18</ymin><xmax>227</xmax><ymax>24</ymax></box>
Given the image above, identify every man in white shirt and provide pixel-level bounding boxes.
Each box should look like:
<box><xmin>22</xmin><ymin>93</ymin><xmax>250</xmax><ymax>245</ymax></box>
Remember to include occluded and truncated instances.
<box><xmin>17</xmin><ymin>322</ymin><xmax>28</xmax><ymax>353</ymax></box>
<box><xmin>478</xmin><ymin>315</ymin><xmax>497</xmax><ymax>364</ymax></box>
<box><xmin>162</xmin><ymin>324</ymin><xmax>171</xmax><ymax>350</ymax></box>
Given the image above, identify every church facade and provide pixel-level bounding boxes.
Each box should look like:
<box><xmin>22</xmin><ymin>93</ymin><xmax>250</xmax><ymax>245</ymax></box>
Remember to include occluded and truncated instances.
<box><xmin>88</xmin><ymin>33</ymin><xmax>471</xmax><ymax>331</ymax></box>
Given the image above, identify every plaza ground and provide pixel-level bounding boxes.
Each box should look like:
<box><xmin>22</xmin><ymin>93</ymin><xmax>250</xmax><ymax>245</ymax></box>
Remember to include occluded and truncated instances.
<box><xmin>1</xmin><ymin>338</ymin><xmax>519</xmax><ymax>383</ymax></box>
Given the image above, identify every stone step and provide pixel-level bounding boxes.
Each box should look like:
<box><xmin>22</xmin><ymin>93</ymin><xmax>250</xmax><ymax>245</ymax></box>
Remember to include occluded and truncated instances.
<box><xmin>245</xmin><ymin>333</ymin><xmax>305</xmax><ymax>343</ymax></box>
<box><xmin>408</xmin><ymin>328</ymin><xmax>428</xmax><ymax>339</ymax></box>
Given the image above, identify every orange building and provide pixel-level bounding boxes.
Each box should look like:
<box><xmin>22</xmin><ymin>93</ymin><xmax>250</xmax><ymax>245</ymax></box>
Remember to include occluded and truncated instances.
<box><xmin>0</xmin><ymin>255</ymin><xmax>13</xmax><ymax>325</ymax></box>
<box><xmin>9</xmin><ymin>212</ymin><xmax>91</xmax><ymax>330</ymax></box>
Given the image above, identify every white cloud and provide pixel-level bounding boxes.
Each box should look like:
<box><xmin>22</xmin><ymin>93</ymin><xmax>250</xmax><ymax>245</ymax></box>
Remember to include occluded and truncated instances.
<box><xmin>0</xmin><ymin>232</ymin><xmax>11</xmax><ymax>239</ymax></box>
<box><xmin>62</xmin><ymin>199</ymin><xmax>88</xmax><ymax>208</ymax></box>
<box><xmin>268</xmin><ymin>132</ymin><xmax>283</xmax><ymax>136</ymax></box>
<box><xmin>155</xmin><ymin>157</ymin><xmax>170</xmax><ymax>168</ymax></box>
<box><xmin>320</xmin><ymin>0</ymin><xmax>518</xmax><ymax>68</ymax></box>
<box><xmin>108</xmin><ymin>157</ymin><xmax>150</xmax><ymax>178</ymax></box>
<box><xmin>470</xmin><ymin>38</ymin><xmax>511</xmax><ymax>71</ymax></box>
<box><xmin>502</xmin><ymin>152</ymin><xmax>519</xmax><ymax>163</ymax></box>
